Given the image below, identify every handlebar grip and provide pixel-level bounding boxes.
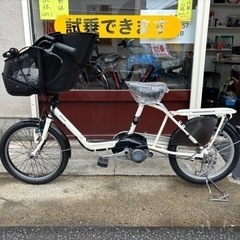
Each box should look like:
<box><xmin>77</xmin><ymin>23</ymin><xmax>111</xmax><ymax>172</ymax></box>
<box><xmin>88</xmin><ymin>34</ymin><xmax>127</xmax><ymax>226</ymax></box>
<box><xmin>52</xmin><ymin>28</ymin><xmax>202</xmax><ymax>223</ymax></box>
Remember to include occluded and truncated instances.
<box><xmin>44</xmin><ymin>34</ymin><xmax>56</xmax><ymax>41</ymax></box>
<box><xmin>2</xmin><ymin>48</ymin><xmax>19</xmax><ymax>58</ymax></box>
<box><xmin>53</xmin><ymin>42</ymin><xmax>77</xmax><ymax>57</ymax></box>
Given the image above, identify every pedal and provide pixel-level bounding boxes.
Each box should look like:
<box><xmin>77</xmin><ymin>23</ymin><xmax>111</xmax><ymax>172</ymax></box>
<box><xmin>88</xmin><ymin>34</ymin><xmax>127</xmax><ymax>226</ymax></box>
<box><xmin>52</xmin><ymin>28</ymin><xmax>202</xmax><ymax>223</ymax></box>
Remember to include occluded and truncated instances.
<box><xmin>97</xmin><ymin>156</ymin><xmax>109</xmax><ymax>168</ymax></box>
<box><xmin>149</xmin><ymin>152</ymin><xmax>153</xmax><ymax>158</ymax></box>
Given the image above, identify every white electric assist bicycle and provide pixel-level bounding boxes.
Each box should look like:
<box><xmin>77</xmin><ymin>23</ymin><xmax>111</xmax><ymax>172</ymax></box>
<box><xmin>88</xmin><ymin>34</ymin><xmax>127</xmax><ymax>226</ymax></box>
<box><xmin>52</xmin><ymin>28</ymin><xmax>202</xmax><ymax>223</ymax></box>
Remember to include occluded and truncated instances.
<box><xmin>1</xmin><ymin>33</ymin><xmax>240</xmax><ymax>202</ymax></box>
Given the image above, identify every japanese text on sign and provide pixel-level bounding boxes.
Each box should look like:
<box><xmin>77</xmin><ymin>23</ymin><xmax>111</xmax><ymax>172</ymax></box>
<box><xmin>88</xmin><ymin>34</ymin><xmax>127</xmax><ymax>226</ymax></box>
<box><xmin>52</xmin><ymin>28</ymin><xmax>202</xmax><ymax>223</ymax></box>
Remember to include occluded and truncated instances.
<box><xmin>141</xmin><ymin>10</ymin><xmax>196</xmax><ymax>44</ymax></box>
<box><xmin>177</xmin><ymin>0</ymin><xmax>193</xmax><ymax>22</ymax></box>
<box><xmin>54</xmin><ymin>15</ymin><xmax>182</xmax><ymax>39</ymax></box>
<box><xmin>39</xmin><ymin>0</ymin><xmax>69</xmax><ymax>20</ymax></box>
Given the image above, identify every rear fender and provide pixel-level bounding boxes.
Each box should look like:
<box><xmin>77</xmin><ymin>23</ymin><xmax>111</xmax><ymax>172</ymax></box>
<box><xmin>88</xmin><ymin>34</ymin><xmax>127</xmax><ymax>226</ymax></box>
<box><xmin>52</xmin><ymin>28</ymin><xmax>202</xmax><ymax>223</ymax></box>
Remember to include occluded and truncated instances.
<box><xmin>228</xmin><ymin>122</ymin><xmax>240</xmax><ymax>140</ymax></box>
<box><xmin>169</xmin><ymin>116</ymin><xmax>218</xmax><ymax>146</ymax></box>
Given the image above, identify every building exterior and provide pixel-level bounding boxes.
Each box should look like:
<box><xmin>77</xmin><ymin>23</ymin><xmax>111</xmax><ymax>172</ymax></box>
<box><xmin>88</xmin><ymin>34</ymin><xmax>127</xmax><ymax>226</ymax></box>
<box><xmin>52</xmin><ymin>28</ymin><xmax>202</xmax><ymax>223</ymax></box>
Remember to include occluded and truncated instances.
<box><xmin>0</xmin><ymin>0</ymin><xmax>32</xmax><ymax>135</ymax></box>
<box><xmin>0</xmin><ymin>0</ymin><xmax>212</xmax><ymax>137</ymax></box>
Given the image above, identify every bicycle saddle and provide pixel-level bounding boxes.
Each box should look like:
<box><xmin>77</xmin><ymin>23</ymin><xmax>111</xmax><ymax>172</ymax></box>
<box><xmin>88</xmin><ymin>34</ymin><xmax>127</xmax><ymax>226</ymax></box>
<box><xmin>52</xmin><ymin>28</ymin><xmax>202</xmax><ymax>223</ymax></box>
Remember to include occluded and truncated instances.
<box><xmin>126</xmin><ymin>82</ymin><xmax>169</xmax><ymax>104</ymax></box>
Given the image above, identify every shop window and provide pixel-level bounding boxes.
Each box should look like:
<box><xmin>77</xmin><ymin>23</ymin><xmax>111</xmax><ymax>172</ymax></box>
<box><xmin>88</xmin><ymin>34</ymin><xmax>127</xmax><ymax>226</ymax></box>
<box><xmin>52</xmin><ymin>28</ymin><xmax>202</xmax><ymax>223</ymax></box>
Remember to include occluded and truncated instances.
<box><xmin>30</xmin><ymin>0</ymin><xmax>196</xmax><ymax>90</ymax></box>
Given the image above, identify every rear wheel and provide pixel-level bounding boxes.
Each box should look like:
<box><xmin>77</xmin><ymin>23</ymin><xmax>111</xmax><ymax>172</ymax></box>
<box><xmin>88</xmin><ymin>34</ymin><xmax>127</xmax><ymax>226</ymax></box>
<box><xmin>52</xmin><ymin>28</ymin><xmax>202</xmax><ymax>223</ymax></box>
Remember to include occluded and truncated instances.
<box><xmin>0</xmin><ymin>120</ymin><xmax>70</xmax><ymax>184</ymax></box>
<box><xmin>168</xmin><ymin>123</ymin><xmax>240</xmax><ymax>184</ymax></box>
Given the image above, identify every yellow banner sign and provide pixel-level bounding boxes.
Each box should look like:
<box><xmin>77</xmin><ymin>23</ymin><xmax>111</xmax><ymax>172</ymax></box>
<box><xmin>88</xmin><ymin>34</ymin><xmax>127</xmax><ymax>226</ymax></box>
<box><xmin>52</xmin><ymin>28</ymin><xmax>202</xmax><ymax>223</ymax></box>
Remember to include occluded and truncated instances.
<box><xmin>54</xmin><ymin>15</ymin><xmax>182</xmax><ymax>39</ymax></box>
<box><xmin>177</xmin><ymin>0</ymin><xmax>193</xmax><ymax>22</ymax></box>
<box><xmin>39</xmin><ymin>0</ymin><xmax>69</xmax><ymax>20</ymax></box>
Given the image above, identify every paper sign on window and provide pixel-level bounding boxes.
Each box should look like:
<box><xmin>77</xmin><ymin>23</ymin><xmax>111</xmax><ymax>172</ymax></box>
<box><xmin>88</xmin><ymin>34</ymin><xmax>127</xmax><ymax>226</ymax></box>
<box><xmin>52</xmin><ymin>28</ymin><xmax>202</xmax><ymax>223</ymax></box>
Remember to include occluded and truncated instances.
<box><xmin>39</xmin><ymin>0</ymin><xmax>69</xmax><ymax>20</ymax></box>
<box><xmin>177</xmin><ymin>0</ymin><xmax>193</xmax><ymax>22</ymax></box>
<box><xmin>54</xmin><ymin>15</ymin><xmax>182</xmax><ymax>39</ymax></box>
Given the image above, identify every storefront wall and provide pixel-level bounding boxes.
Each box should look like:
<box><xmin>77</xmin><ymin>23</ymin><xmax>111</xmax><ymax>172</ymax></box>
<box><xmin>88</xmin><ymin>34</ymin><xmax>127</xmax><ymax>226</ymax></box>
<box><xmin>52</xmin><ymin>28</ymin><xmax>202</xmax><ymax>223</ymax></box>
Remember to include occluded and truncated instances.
<box><xmin>0</xmin><ymin>0</ymin><xmax>31</xmax><ymax>119</ymax></box>
<box><xmin>27</xmin><ymin>0</ymin><xmax>210</xmax><ymax>138</ymax></box>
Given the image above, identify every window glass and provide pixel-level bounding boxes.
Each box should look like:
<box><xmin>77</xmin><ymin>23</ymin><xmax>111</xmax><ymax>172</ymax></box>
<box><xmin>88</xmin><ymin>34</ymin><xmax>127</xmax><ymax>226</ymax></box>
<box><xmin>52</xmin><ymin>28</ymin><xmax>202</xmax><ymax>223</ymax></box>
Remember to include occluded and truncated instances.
<box><xmin>30</xmin><ymin>0</ymin><xmax>196</xmax><ymax>90</ymax></box>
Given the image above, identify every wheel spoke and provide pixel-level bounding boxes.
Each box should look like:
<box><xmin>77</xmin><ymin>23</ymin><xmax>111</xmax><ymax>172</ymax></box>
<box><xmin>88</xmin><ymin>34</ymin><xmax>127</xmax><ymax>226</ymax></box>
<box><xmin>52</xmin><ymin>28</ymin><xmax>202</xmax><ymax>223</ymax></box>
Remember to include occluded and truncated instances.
<box><xmin>0</xmin><ymin>121</ymin><xmax>69</xmax><ymax>184</ymax></box>
<box><xmin>169</xmin><ymin>124</ymin><xmax>240</xmax><ymax>184</ymax></box>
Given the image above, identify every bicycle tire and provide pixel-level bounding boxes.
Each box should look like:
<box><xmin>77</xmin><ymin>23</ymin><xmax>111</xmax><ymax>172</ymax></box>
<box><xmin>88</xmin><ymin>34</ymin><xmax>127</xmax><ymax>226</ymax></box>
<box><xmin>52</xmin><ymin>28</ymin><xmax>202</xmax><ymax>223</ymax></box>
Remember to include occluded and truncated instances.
<box><xmin>168</xmin><ymin>123</ymin><xmax>240</xmax><ymax>184</ymax></box>
<box><xmin>0</xmin><ymin>120</ymin><xmax>70</xmax><ymax>184</ymax></box>
<box><xmin>76</xmin><ymin>63</ymin><xmax>110</xmax><ymax>90</ymax></box>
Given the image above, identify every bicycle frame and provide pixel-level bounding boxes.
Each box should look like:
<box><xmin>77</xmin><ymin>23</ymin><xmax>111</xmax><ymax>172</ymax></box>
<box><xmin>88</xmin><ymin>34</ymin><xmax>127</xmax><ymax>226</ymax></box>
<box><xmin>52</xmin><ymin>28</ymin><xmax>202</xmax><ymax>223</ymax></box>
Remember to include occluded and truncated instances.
<box><xmin>3</xmin><ymin>35</ymin><xmax>239</xmax><ymax>200</ymax></box>
<box><xmin>31</xmin><ymin>98</ymin><xmax>236</xmax><ymax>159</ymax></box>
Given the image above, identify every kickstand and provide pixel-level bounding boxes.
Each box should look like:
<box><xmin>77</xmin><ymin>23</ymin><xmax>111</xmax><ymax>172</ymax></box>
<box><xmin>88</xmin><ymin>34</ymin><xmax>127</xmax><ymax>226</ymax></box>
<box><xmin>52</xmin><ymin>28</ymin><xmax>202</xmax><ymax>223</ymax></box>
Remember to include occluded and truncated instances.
<box><xmin>204</xmin><ymin>159</ymin><xmax>229</xmax><ymax>202</ymax></box>
<box><xmin>206</xmin><ymin>176</ymin><xmax>229</xmax><ymax>202</ymax></box>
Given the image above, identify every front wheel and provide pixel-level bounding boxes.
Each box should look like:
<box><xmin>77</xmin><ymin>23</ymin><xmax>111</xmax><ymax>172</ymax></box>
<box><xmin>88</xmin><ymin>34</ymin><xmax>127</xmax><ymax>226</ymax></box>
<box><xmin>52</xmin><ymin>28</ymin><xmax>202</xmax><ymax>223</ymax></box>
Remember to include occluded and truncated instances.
<box><xmin>0</xmin><ymin>120</ymin><xmax>70</xmax><ymax>184</ymax></box>
<box><xmin>168</xmin><ymin>123</ymin><xmax>240</xmax><ymax>184</ymax></box>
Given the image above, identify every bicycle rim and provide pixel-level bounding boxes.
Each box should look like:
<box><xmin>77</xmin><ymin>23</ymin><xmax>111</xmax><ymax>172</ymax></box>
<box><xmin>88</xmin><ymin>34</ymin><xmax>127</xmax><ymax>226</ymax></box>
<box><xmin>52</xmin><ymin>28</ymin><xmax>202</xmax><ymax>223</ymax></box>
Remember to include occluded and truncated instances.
<box><xmin>1</xmin><ymin>122</ymin><xmax>69</xmax><ymax>184</ymax></box>
<box><xmin>168</xmin><ymin>125</ymin><xmax>239</xmax><ymax>184</ymax></box>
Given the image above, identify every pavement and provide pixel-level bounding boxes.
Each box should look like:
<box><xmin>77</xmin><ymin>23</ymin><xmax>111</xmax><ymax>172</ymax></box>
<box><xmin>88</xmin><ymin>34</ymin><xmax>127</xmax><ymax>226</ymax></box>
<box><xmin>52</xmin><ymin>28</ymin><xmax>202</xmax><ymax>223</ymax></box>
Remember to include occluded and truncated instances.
<box><xmin>0</xmin><ymin>140</ymin><xmax>240</xmax><ymax>228</ymax></box>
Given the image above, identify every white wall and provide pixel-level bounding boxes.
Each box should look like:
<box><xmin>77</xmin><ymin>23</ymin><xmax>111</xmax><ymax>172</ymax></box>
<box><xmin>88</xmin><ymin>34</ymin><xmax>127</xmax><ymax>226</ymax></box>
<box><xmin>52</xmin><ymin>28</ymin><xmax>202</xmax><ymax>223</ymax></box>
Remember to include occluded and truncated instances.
<box><xmin>0</xmin><ymin>0</ymin><xmax>31</xmax><ymax>118</ymax></box>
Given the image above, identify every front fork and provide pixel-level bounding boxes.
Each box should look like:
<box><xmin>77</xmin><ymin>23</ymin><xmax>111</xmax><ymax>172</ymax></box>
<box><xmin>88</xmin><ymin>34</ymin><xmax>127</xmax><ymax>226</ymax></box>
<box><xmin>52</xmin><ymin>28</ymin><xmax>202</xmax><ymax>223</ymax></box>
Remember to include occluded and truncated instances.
<box><xmin>30</xmin><ymin>115</ymin><xmax>53</xmax><ymax>157</ymax></box>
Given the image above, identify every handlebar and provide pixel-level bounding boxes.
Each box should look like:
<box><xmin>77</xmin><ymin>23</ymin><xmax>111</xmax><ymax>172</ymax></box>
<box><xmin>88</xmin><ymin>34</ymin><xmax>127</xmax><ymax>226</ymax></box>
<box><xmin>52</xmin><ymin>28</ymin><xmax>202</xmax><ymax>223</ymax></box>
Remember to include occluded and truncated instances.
<box><xmin>2</xmin><ymin>34</ymin><xmax>78</xmax><ymax>59</ymax></box>
<box><xmin>2</xmin><ymin>48</ymin><xmax>19</xmax><ymax>58</ymax></box>
<box><xmin>43</xmin><ymin>34</ymin><xmax>77</xmax><ymax>57</ymax></box>
<box><xmin>118</xmin><ymin>40</ymin><xmax>128</xmax><ymax>48</ymax></box>
<box><xmin>93</xmin><ymin>39</ymin><xmax>134</xmax><ymax>58</ymax></box>
<box><xmin>53</xmin><ymin>42</ymin><xmax>77</xmax><ymax>56</ymax></box>
<box><xmin>118</xmin><ymin>39</ymin><xmax>136</xmax><ymax>48</ymax></box>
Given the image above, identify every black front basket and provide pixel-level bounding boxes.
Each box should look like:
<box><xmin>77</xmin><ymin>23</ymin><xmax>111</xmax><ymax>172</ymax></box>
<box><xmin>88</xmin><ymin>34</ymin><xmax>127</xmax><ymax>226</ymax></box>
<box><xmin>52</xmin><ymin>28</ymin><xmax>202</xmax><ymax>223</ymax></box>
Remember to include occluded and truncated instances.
<box><xmin>2</xmin><ymin>32</ymin><xmax>97</xmax><ymax>96</ymax></box>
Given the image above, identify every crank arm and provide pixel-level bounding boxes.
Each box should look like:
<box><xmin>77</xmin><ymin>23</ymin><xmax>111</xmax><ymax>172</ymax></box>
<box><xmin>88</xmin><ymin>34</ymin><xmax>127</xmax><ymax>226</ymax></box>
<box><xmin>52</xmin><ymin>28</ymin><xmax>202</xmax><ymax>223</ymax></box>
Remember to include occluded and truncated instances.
<box><xmin>97</xmin><ymin>149</ymin><xmax>129</xmax><ymax>167</ymax></box>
